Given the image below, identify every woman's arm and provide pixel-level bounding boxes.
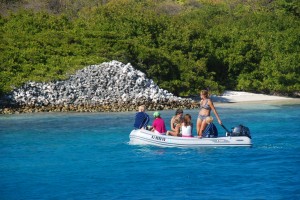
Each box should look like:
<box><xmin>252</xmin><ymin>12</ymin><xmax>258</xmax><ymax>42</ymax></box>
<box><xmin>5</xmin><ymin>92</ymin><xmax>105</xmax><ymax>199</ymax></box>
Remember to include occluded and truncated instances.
<box><xmin>170</xmin><ymin>116</ymin><xmax>176</xmax><ymax>131</ymax></box>
<box><xmin>167</xmin><ymin>123</ymin><xmax>181</xmax><ymax>136</ymax></box>
<box><xmin>174</xmin><ymin>124</ymin><xmax>181</xmax><ymax>135</ymax></box>
<box><xmin>209</xmin><ymin>100</ymin><xmax>222</xmax><ymax>125</ymax></box>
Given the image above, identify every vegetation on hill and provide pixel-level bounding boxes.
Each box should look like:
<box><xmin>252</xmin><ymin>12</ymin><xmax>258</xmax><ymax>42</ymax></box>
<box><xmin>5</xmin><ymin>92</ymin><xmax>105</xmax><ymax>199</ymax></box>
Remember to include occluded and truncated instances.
<box><xmin>0</xmin><ymin>0</ymin><xmax>299</xmax><ymax>96</ymax></box>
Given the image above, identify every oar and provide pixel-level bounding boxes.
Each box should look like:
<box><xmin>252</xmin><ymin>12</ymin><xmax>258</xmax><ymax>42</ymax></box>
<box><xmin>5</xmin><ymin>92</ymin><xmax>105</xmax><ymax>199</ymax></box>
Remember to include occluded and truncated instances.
<box><xmin>221</xmin><ymin>124</ymin><xmax>231</xmax><ymax>136</ymax></box>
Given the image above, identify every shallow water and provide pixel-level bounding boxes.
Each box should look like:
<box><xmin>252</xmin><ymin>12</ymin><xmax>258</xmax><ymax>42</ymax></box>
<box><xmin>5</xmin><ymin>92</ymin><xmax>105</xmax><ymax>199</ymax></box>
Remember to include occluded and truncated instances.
<box><xmin>1</xmin><ymin>102</ymin><xmax>300</xmax><ymax>200</ymax></box>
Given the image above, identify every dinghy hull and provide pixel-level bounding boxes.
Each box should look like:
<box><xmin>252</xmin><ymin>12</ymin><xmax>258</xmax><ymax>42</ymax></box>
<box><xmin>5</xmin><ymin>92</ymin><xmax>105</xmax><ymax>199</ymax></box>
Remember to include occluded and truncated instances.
<box><xmin>129</xmin><ymin>129</ymin><xmax>252</xmax><ymax>147</ymax></box>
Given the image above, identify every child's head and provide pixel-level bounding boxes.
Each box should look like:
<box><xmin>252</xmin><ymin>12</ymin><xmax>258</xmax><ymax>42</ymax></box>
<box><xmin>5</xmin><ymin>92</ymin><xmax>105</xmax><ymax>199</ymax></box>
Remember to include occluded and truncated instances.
<box><xmin>183</xmin><ymin>114</ymin><xmax>192</xmax><ymax>125</ymax></box>
<box><xmin>153</xmin><ymin>111</ymin><xmax>160</xmax><ymax>118</ymax></box>
<box><xmin>205</xmin><ymin>116</ymin><xmax>213</xmax><ymax>124</ymax></box>
<box><xmin>138</xmin><ymin>105</ymin><xmax>145</xmax><ymax>112</ymax></box>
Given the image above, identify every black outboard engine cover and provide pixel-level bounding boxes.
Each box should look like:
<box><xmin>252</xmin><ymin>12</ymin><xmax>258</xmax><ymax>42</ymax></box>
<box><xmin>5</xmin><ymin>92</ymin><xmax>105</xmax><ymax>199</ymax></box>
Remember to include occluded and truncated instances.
<box><xmin>231</xmin><ymin>125</ymin><xmax>251</xmax><ymax>138</ymax></box>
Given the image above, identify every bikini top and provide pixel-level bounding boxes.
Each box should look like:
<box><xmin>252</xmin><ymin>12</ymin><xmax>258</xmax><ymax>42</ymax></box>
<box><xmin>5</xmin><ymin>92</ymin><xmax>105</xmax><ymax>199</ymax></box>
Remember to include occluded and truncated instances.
<box><xmin>200</xmin><ymin>99</ymin><xmax>211</xmax><ymax>110</ymax></box>
<box><xmin>172</xmin><ymin>116</ymin><xmax>182</xmax><ymax>129</ymax></box>
<box><xmin>173</xmin><ymin>119</ymin><xmax>182</xmax><ymax>134</ymax></box>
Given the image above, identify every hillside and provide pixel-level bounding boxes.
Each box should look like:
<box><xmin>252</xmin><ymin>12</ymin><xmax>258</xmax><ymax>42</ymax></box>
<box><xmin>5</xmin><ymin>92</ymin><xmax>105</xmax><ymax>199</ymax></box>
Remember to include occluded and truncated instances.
<box><xmin>0</xmin><ymin>0</ymin><xmax>299</xmax><ymax>97</ymax></box>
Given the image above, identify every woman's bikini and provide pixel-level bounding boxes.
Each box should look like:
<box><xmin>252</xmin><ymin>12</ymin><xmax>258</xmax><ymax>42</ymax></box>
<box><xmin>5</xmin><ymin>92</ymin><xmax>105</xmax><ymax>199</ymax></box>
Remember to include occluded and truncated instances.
<box><xmin>198</xmin><ymin>99</ymin><xmax>211</xmax><ymax>120</ymax></box>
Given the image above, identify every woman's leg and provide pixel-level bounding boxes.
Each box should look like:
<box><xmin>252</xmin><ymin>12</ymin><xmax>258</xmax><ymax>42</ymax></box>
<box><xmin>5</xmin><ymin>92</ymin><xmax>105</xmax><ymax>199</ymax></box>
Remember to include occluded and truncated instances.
<box><xmin>199</xmin><ymin>120</ymin><xmax>208</xmax><ymax>137</ymax></box>
<box><xmin>196</xmin><ymin>118</ymin><xmax>202</xmax><ymax>136</ymax></box>
<box><xmin>167</xmin><ymin>130</ymin><xmax>177</xmax><ymax>136</ymax></box>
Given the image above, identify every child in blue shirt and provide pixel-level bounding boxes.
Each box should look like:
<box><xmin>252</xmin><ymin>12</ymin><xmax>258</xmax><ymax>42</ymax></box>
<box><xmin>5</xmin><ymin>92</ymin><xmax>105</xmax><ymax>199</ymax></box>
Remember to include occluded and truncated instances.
<box><xmin>202</xmin><ymin>116</ymin><xmax>218</xmax><ymax>138</ymax></box>
<box><xmin>133</xmin><ymin>105</ymin><xmax>150</xmax><ymax>129</ymax></box>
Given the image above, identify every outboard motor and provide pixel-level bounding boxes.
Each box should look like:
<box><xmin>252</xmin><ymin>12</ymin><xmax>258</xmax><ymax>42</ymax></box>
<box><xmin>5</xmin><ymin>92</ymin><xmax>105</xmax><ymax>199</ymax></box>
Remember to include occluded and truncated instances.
<box><xmin>231</xmin><ymin>125</ymin><xmax>251</xmax><ymax>138</ymax></box>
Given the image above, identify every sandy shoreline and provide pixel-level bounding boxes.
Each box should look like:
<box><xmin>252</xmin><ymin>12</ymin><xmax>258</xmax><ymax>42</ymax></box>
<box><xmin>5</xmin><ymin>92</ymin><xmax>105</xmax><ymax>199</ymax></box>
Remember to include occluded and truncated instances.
<box><xmin>208</xmin><ymin>91</ymin><xmax>300</xmax><ymax>104</ymax></box>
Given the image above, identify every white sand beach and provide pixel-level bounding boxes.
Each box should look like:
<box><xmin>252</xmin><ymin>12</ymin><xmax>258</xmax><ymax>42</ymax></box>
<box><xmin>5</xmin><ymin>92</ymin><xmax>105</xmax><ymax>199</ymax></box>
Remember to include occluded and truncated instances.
<box><xmin>210</xmin><ymin>91</ymin><xmax>299</xmax><ymax>103</ymax></box>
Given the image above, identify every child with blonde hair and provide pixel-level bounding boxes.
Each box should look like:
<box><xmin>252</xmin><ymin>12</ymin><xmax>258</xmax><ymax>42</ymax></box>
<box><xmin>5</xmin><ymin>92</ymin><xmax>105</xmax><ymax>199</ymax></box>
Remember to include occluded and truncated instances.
<box><xmin>202</xmin><ymin>116</ymin><xmax>218</xmax><ymax>138</ymax></box>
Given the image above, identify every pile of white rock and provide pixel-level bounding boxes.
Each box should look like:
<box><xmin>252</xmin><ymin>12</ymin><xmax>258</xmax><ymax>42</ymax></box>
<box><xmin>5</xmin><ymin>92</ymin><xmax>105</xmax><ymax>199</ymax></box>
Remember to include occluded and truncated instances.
<box><xmin>1</xmin><ymin>61</ymin><xmax>196</xmax><ymax>113</ymax></box>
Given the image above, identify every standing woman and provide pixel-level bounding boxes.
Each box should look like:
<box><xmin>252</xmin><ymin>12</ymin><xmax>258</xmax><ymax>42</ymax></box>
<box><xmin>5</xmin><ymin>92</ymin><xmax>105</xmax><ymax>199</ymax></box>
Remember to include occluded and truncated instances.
<box><xmin>197</xmin><ymin>90</ymin><xmax>222</xmax><ymax>138</ymax></box>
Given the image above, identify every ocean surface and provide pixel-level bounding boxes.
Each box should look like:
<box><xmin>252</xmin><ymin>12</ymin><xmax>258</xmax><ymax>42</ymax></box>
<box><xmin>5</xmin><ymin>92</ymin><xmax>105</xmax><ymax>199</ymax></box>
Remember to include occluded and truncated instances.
<box><xmin>1</xmin><ymin>102</ymin><xmax>300</xmax><ymax>200</ymax></box>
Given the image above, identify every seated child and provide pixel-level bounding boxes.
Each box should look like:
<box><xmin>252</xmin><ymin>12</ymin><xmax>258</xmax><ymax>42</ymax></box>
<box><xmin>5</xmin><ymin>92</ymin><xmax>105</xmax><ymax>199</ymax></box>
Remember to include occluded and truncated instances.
<box><xmin>202</xmin><ymin>116</ymin><xmax>218</xmax><ymax>138</ymax></box>
<box><xmin>152</xmin><ymin>111</ymin><xmax>167</xmax><ymax>135</ymax></box>
<box><xmin>181</xmin><ymin>114</ymin><xmax>193</xmax><ymax>137</ymax></box>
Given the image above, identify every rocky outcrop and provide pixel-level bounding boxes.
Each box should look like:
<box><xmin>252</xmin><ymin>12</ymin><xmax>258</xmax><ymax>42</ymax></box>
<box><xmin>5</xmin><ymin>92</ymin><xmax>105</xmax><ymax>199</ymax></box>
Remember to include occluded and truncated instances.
<box><xmin>0</xmin><ymin>61</ymin><xmax>197</xmax><ymax>114</ymax></box>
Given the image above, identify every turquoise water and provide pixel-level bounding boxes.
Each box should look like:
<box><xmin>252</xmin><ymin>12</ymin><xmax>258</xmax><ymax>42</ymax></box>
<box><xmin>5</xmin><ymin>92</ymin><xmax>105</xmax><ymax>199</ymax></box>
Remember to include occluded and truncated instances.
<box><xmin>1</xmin><ymin>102</ymin><xmax>300</xmax><ymax>200</ymax></box>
